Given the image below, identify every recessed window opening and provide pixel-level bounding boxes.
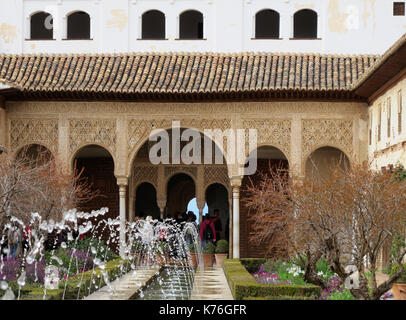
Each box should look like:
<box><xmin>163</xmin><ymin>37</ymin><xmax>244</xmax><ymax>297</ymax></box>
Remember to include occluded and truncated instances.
<box><xmin>179</xmin><ymin>10</ymin><xmax>204</xmax><ymax>39</ymax></box>
<box><xmin>142</xmin><ymin>10</ymin><xmax>166</xmax><ymax>39</ymax></box>
<box><xmin>67</xmin><ymin>11</ymin><xmax>91</xmax><ymax>39</ymax></box>
<box><xmin>30</xmin><ymin>12</ymin><xmax>53</xmax><ymax>40</ymax></box>
<box><xmin>255</xmin><ymin>9</ymin><xmax>280</xmax><ymax>39</ymax></box>
<box><xmin>293</xmin><ymin>9</ymin><xmax>318</xmax><ymax>39</ymax></box>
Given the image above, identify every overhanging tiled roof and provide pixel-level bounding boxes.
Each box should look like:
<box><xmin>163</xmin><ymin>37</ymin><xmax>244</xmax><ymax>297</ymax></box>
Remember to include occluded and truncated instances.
<box><xmin>0</xmin><ymin>53</ymin><xmax>378</xmax><ymax>97</ymax></box>
<box><xmin>353</xmin><ymin>33</ymin><xmax>406</xmax><ymax>99</ymax></box>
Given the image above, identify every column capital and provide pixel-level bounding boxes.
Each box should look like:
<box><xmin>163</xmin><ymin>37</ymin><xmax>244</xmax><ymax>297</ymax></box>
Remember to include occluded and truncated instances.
<box><xmin>292</xmin><ymin>175</ymin><xmax>306</xmax><ymax>186</ymax></box>
<box><xmin>230</xmin><ymin>176</ymin><xmax>243</xmax><ymax>188</ymax></box>
<box><xmin>196</xmin><ymin>198</ymin><xmax>206</xmax><ymax>210</ymax></box>
<box><xmin>116</xmin><ymin>176</ymin><xmax>129</xmax><ymax>187</ymax></box>
<box><xmin>157</xmin><ymin>198</ymin><xmax>167</xmax><ymax>209</ymax></box>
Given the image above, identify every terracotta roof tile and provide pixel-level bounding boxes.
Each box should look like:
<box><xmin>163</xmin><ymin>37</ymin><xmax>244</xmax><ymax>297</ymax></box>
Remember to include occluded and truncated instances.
<box><xmin>0</xmin><ymin>53</ymin><xmax>379</xmax><ymax>95</ymax></box>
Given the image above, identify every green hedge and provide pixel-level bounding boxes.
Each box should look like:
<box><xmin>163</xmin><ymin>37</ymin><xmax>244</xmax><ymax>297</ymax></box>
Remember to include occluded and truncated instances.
<box><xmin>223</xmin><ymin>259</ymin><xmax>321</xmax><ymax>300</ymax></box>
<box><xmin>239</xmin><ymin>258</ymin><xmax>267</xmax><ymax>274</ymax></box>
<box><xmin>1</xmin><ymin>258</ymin><xmax>132</xmax><ymax>300</ymax></box>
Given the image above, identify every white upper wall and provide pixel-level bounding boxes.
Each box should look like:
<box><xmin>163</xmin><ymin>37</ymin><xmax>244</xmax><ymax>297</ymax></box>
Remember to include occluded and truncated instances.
<box><xmin>0</xmin><ymin>0</ymin><xmax>405</xmax><ymax>54</ymax></box>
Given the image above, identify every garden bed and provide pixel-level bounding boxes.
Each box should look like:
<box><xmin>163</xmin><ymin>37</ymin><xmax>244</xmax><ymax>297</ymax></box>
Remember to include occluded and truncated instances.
<box><xmin>222</xmin><ymin>259</ymin><xmax>321</xmax><ymax>300</ymax></box>
<box><xmin>0</xmin><ymin>258</ymin><xmax>133</xmax><ymax>300</ymax></box>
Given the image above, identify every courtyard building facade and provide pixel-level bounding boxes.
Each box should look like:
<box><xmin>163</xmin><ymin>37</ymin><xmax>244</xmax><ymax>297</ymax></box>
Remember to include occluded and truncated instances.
<box><xmin>1</xmin><ymin>0</ymin><xmax>406</xmax><ymax>262</ymax></box>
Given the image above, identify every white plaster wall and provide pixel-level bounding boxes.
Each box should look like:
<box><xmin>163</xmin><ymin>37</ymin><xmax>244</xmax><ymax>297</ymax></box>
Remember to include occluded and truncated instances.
<box><xmin>0</xmin><ymin>0</ymin><xmax>405</xmax><ymax>54</ymax></box>
<box><xmin>368</xmin><ymin>77</ymin><xmax>406</xmax><ymax>170</ymax></box>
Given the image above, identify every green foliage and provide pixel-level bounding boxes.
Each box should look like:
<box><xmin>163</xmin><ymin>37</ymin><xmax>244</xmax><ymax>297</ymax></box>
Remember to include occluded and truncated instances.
<box><xmin>327</xmin><ymin>289</ymin><xmax>356</xmax><ymax>300</ymax></box>
<box><xmin>215</xmin><ymin>240</ymin><xmax>229</xmax><ymax>253</ymax></box>
<box><xmin>261</xmin><ymin>260</ymin><xmax>308</xmax><ymax>285</ymax></box>
<box><xmin>17</xmin><ymin>258</ymin><xmax>132</xmax><ymax>300</ymax></box>
<box><xmin>390</xmin><ymin>264</ymin><xmax>406</xmax><ymax>283</ymax></box>
<box><xmin>382</xmin><ymin>265</ymin><xmax>391</xmax><ymax>275</ymax></box>
<box><xmin>315</xmin><ymin>259</ymin><xmax>335</xmax><ymax>280</ymax></box>
<box><xmin>203</xmin><ymin>242</ymin><xmax>216</xmax><ymax>254</ymax></box>
<box><xmin>222</xmin><ymin>259</ymin><xmax>321</xmax><ymax>300</ymax></box>
<box><xmin>392</xmin><ymin>164</ymin><xmax>406</xmax><ymax>182</ymax></box>
<box><xmin>389</xmin><ymin>233</ymin><xmax>406</xmax><ymax>270</ymax></box>
<box><xmin>155</xmin><ymin>241</ymin><xmax>169</xmax><ymax>255</ymax></box>
<box><xmin>66</xmin><ymin>238</ymin><xmax>118</xmax><ymax>261</ymax></box>
<box><xmin>189</xmin><ymin>242</ymin><xmax>197</xmax><ymax>254</ymax></box>
<box><xmin>240</xmin><ymin>258</ymin><xmax>266</xmax><ymax>273</ymax></box>
<box><xmin>130</xmin><ymin>240</ymin><xmax>143</xmax><ymax>254</ymax></box>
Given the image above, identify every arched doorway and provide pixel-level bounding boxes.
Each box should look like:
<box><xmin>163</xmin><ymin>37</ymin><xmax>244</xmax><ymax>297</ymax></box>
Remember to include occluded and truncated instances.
<box><xmin>73</xmin><ymin>145</ymin><xmax>118</xmax><ymax>250</ymax></box>
<box><xmin>166</xmin><ymin>173</ymin><xmax>196</xmax><ymax>218</ymax></box>
<box><xmin>240</xmin><ymin>146</ymin><xmax>289</xmax><ymax>258</ymax></box>
<box><xmin>129</xmin><ymin>126</ymin><xmax>229</xmax><ymax>222</ymax></box>
<box><xmin>134</xmin><ymin>182</ymin><xmax>160</xmax><ymax>220</ymax></box>
<box><xmin>305</xmin><ymin>146</ymin><xmax>350</xmax><ymax>182</ymax></box>
<box><xmin>16</xmin><ymin>144</ymin><xmax>54</xmax><ymax>164</ymax></box>
<box><xmin>205</xmin><ymin>183</ymin><xmax>229</xmax><ymax>241</ymax></box>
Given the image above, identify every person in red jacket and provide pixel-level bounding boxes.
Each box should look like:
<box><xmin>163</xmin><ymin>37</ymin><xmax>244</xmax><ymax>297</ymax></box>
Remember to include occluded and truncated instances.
<box><xmin>210</xmin><ymin>209</ymin><xmax>222</xmax><ymax>243</ymax></box>
<box><xmin>199</xmin><ymin>215</ymin><xmax>216</xmax><ymax>251</ymax></box>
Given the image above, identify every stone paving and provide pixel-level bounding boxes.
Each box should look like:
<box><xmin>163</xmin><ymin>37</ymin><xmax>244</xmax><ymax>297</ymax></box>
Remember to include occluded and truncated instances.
<box><xmin>84</xmin><ymin>267</ymin><xmax>160</xmax><ymax>300</ymax></box>
<box><xmin>190</xmin><ymin>267</ymin><xmax>234</xmax><ymax>300</ymax></box>
<box><xmin>84</xmin><ymin>265</ymin><xmax>233</xmax><ymax>300</ymax></box>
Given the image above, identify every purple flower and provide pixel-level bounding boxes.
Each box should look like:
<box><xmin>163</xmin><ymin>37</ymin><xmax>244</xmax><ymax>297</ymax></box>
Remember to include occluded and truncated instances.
<box><xmin>0</xmin><ymin>257</ymin><xmax>46</xmax><ymax>284</ymax></box>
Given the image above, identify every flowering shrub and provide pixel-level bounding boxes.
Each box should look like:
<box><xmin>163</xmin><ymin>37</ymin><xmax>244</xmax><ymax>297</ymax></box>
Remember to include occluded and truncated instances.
<box><xmin>66</xmin><ymin>238</ymin><xmax>118</xmax><ymax>261</ymax></box>
<box><xmin>253</xmin><ymin>260</ymin><xmax>393</xmax><ymax>300</ymax></box>
<box><xmin>0</xmin><ymin>257</ymin><xmax>46</xmax><ymax>284</ymax></box>
<box><xmin>252</xmin><ymin>264</ymin><xmax>292</xmax><ymax>285</ymax></box>
<box><xmin>320</xmin><ymin>276</ymin><xmax>345</xmax><ymax>300</ymax></box>
<box><xmin>286</xmin><ymin>265</ymin><xmax>303</xmax><ymax>277</ymax></box>
<box><xmin>380</xmin><ymin>292</ymin><xmax>393</xmax><ymax>300</ymax></box>
<box><xmin>259</xmin><ymin>261</ymin><xmax>308</xmax><ymax>285</ymax></box>
<box><xmin>46</xmin><ymin>248</ymin><xmax>93</xmax><ymax>277</ymax></box>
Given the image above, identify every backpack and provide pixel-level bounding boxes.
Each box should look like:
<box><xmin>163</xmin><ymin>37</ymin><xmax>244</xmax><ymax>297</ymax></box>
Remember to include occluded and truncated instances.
<box><xmin>203</xmin><ymin>222</ymin><xmax>214</xmax><ymax>241</ymax></box>
<box><xmin>212</xmin><ymin>217</ymin><xmax>222</xmax><ymax>232</ymax></box>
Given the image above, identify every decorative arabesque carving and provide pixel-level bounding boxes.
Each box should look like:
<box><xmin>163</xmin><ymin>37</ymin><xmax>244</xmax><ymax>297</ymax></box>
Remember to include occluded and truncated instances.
<box><xmin>164</xmin><ymin>166</ymin><xmax>198</xmax><ymax>181</ymax></box>
<box><xmin>204</xmin><ymin>166</ymin><xmax>230</xmax><ymax>190</ymax></box>
<box><xmin>9</xmin><ymin>119</ymin><xmax>58</xmax><ymax>152</ymax></box>
<box><xmin>132</xmin><ymin>165</ymin><xmax>158</xmax><ymax>188</ymax></box>
<box><xmin>302</xmin><ymin>119</ymin><xmax>353</xmax><ymax>161</ymax></box>
<box><xmin>69</xmin><ymin>119</ymin><xmax>117</xmax><ymax>154</ymax></box>
<box><xmin>242</xmin><ymin>119</ymin><xmax>291</xmax><ymax>158</ymax></box>
<box><xmin>127</xmin><ymin>118</ymin><xmax>232</xmax><ymax>156</ymax></box>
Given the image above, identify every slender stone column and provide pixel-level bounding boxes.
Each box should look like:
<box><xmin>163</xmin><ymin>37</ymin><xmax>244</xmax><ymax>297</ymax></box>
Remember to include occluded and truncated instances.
<box><xmin>230</xmin><ymin>176</ymin><xmax>242</xmax><ymax>259</ymax></box>
<box><xmin>0</xmin><ymin>98</ymin><xmax>7</xmax><ymax>151</ymax></box>
<box><xmin>157</xmin><ymin>199</ymin><xmax>167</xmax><ymax>220</ymax></box>
<box><xmin>117</xmin><ymin>177</ymin><xmax>128</xmax><ymax>258</ymax></box>
<box><xmin>196</xmin><ymin>198</ymin><xmax>206</xmax><ymax>224</ymax></box>
<box><xmin>128</xmin><ymin>195</ymin><xmax>135</xmax><ymax>222</ymax></box>
<box><xmin>228</xmin><ymin>196</ymin><xmax>233</xmax><ymax>256</ymax></box>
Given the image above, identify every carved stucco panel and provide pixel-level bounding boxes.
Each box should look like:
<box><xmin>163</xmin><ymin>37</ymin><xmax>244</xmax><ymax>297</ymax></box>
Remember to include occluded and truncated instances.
<box><xmin>9</xmin><ymin>118</ymin><xmax>58</xmax><ymax>153</ymax></box>
<box><xmin>242</xmin><ymin>119</ymin><xmax>291</xmax><ymax>159</ymax></box>
<box><xmin>127</xmin><ymin>118</ymin><xmax>232</xmax><ymax>157</ymax></box>
<box><xmin>302</xmin><ymin>119</ymin><xmax>354</xmax><ymax>163</ymax></box>
<box><xmin>204</xmin><ymin>166</ymin><xmax>230</xmax><ymax>190</ymax></box>
<box><xmin>164</xmin><ymin>166</ymin><xmax>198</xmax><ymax>181</ymax></box>
<box><xmin>69</xmin><ymin>119</ymin><xmax>117</xmax><ymax>155</ymax></box>
<box><xmin>132</xmin><ymin>165</ymin><xmax>158</xmax><ymax>188</ymax></box>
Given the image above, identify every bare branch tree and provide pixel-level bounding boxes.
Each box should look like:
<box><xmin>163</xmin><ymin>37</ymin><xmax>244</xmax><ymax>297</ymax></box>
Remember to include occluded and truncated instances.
<box><xmin>244</xmin><ymin>161</ymin><xmax>406</xmax><ymax>300</ymax></box>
